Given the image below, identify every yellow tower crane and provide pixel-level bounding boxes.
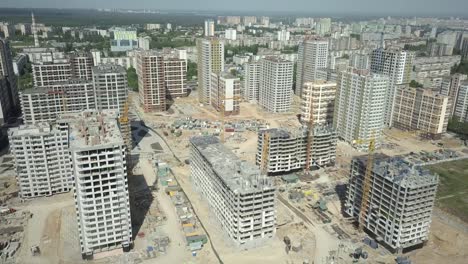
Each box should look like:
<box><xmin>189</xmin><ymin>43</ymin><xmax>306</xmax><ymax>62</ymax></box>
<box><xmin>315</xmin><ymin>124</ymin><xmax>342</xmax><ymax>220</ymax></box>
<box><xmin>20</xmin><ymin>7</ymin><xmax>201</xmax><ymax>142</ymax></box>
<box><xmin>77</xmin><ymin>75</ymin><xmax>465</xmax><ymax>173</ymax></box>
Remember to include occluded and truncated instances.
<box><xmin>352</xmin><ymin>132</ymin><xmax>376</xmax><ymax>231</ymax></box>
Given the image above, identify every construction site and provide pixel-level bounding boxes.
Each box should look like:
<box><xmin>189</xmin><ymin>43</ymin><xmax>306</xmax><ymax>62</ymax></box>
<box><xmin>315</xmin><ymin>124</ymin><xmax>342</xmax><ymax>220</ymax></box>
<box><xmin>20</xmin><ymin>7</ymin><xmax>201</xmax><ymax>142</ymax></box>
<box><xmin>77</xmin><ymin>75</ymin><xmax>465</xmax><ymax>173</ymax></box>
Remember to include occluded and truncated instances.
<box><xmin>0</xmin><ymin>88</ymin><xmax>466</xmax><ymax>264</ymax></box>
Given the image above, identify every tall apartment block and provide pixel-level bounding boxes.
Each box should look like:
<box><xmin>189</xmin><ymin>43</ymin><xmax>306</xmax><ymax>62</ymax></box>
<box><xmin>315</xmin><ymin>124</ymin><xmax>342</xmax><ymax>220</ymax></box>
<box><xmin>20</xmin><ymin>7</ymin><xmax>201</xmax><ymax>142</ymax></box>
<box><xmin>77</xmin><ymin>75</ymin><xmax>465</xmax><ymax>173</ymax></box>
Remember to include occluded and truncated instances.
<box><xmin>296</xmin><ymin>37</ymin><xmax>329</xmax><ymax>97</ymax></box>
<box><xmin>301</xmin><ymin>80</ymin><xmax>336</xmax><ymax>125</ymax></box>
<box><xmin>204</xmin><ymin>20</ymin><xmax>215</xmax><ymax>37</ymax></box>
<box><xmin>393</xmin><ymin>86</ymin><xmax>450</xmax><ymax>139</ymax></box>
<box><xmin>334</xmin><ymin>68</ymin><xmax>389</xmax><ymax>150</ymax></box>
<box><xmin>210</xmin><ymin>72</ymin><xmax>240</xmax><ymax>116</ymax></box>
<box><xmin>259</xmin><ymin>57</ymin><xmax>293</xmax><ymax>113</ymax></box>
<box><xmin>197</xmin><ymin>38</ymin><xmax>224</xmax><ymax>105</ymax></box>
<box><xmin>163</xmin><ymin>54</ymin><xmax>187</xmax><ymax>98</ymax></box>
<box><xmin>92</xmin><ymin>64</ymin><xmax>128</xmax><ymax>113</ymax></box>
<box><xmin>65</xmin><ymin>110</ymin><xmax>132</xmax><ymax>258</ymax></box>
<box><xmin>32</xmin><ymin>60</ymin><xmax>72</xmax><ymax>87</ymax></box>
<box><xmin>0</xmin><ymin>38</ymin><xmax>20</xmax><ymax>124</ymax></box>
<box><xmin>70</xmin><ymin>51</ymin><xmax>94</xmax><ymax>80</ymax></box>
<box><xmin>8</xmin><ymin>122</ymin><xmax>71</xmax><ymax>198</ymax></box>
<box><xmin>20</xmin><ymin>79</ymin><xmax>96</xmax><ymax>124</ymax></box>
<box><xmin>256</xmin><ymin>126</ymin><xmax>337</xmax><ymax>174</ymax></box>
<box><xmin>243</xmin><ymin>62</ymin><xmax>260</xmax><ymax>103</ymax></box>
<box><xmin>136</xmin><ymin>50</ymin><xmax>166</xmax><ymax>112</ymax></box>
<box><xmin>190</xmin><ymin>136</ymin><xmax>276</xmax><ymax>248</ymax></box>
<box><xmin>345</xmin><ymin>154</ymin><xmax>439</xmax><ymax>252</ymax></box>
<box><xmin>454</xmin><ymin>82</ymin><xmax>468</xmax><ymax>122</ymax></box>
<box><xmin>370</xmin><ymin>47</ymin><xmax>414</xmax><ymax>125</ymax></box>
<box><xmin>439</xmin><ymin>73</ymin><xmax>467</xmax><ymax>116</ymax></box>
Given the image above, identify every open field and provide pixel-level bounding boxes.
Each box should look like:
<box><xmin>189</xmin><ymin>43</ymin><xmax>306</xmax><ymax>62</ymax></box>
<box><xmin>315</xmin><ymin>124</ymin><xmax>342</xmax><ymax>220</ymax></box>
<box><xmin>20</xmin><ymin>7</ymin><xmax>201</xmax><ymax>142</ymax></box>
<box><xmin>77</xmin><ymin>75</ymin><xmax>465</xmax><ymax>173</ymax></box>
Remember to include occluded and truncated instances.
<box><xmin>428</xmin><ymin>159</ymin><xmax>468</xmax><ymax>222</ymax></box>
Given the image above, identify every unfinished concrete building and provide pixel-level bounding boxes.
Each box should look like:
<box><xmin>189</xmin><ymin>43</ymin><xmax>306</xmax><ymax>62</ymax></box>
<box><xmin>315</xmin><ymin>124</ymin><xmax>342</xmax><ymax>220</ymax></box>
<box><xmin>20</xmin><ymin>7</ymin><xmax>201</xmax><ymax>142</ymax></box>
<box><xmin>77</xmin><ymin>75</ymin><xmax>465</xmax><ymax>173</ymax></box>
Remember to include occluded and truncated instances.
<box><xmin>393</xmin><ymin>86</ymin><xmax>450</xmax><ymax>139</ymax></box>
<box><xmin>163</xmin><ymin>54</ymin><xmax>187</xmax><ymax>98</ymax></box>
<box><xmin>65</xmin><ymin>109</ymin><xmax>132</xmax><ymax>258</ymax></box>
<box><xmin>8</xmin><ymin>122</ymin><xmax>71</xmax><ymax>198</ymax></box>
<box><xmin>20</xmin><ymin>79</ymin><xmax>96</xmax><ymax>124</ymax></box>
<box><xmin>259</xmin><ymin>57</ymin><xmax>293</xmax><ymax>113</ymax></box>
<box><xmin>32</xmin><ymin>60</ymin><xmax>72</xmax><ymax>87</ymax></box>
<box><xmin>345</xmin><ymin>154</ymin><xmax>439</xmax><ymax>252</ymax></box>
<box><xmin>256</xmin><ymin>125</ymin><xmax>337</xmax><ymax>174</ymax></box>
<box><xmin>70</xmin><ymin>51</ymin><xmax>94</xmax><ymax>81</ymax></box>
<box><xmin>92</xmin><ymin>64</ymin><xmax>128</xmax><ymax>113</ymax></box>
<box><xmin>301</xmin><ymin>80</ymin><xmax>336</xmax><ymax>125</ymax></box>
<box><xmin>190</xmin><ymin>136</ymin><xmax>276</xmax><ymax>248</ymax></box>
<box><xmin>210</xmin><ymin>72</ymin><xmax>241</xmax><ymax>116</ymax></box>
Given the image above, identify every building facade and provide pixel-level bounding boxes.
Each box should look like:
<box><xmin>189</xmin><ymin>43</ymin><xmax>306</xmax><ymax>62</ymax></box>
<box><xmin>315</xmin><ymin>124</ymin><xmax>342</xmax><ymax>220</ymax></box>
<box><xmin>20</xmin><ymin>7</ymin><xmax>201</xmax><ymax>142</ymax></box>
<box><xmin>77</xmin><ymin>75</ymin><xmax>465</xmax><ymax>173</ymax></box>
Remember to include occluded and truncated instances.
<box><xmin>136</xmin><ymin>50</ymin><xmax>166</xmax><ymax>112</ymax></box>
<box><xmin>259</xmin><ymin>57</ymin><xmax>293</xmax><ymax>113</ymax></box>
<box><xmin>301</xmin><ymin>80</ymin><xmax>336</xmax><ymax>125</ymax></box>
<box><xmin>92</xmin><ymin>64</ymin><xmax>128</xmax><ymax>114</ymax></box>
<box><xmin>454</xmin><ymin>82</ymin><xmax>468</xmax><ymax>122</ymax></box>
<box><xmin>243</xmin><ymin>62</ymin><xmax>261</xmax><ymax>103</ymax></box>
<box><xmin>32</xmin><ymin>61</ymin><xmax>73</xmax><ymax>87</ymax></box>
<box><xmin>0</xmin><ymin>38</ymin><xmax>20</xmax><ymax>124</ymax></box>
<box><xmin>210</xmin><ymin>72</ymin><xmax>240</xmax><ymax>116</ymax></box>
<box><xmin>197</xmin><ymin>38</ymin><xmax>225</xmax><ymax>105</ymax></box>
<box><xmin>295</xmin><ymin>38</ymin><xmax>329</xmax><ymax>97</ymax></box>
<box><xmin>70</xmin><ymin>51</ymin><xmax>94</xmax><ymax>81</ymax></box>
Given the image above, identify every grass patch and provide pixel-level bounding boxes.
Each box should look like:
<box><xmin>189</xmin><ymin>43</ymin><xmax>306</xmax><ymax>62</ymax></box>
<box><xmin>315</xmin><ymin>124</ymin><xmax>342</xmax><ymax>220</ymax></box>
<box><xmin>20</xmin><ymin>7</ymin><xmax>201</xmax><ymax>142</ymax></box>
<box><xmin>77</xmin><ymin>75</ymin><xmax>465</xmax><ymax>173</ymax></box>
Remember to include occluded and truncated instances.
<box><xmin>428</xmin><ymin>159</ymin><xmax>468</xmax><ymax>222</ymax></box>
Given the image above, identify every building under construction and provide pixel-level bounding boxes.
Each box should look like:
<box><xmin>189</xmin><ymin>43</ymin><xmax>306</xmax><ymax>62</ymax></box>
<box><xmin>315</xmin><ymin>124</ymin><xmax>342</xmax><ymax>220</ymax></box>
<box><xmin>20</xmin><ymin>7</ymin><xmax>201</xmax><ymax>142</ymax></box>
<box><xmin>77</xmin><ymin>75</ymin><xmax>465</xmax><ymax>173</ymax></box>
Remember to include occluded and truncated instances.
<box><xmin>345</xmin><ymin>154</ymin><xmax>439</xmax><ymax>252</ymax></box>
<box><xmin>190</xmin><ymin>136</ymin><xmax>276</xmax><ymax>248</ymax></box>
<box><xmin>256</xmin><ymin>125</ymin><xmax>337</xmax><ymax>174</ymax></box>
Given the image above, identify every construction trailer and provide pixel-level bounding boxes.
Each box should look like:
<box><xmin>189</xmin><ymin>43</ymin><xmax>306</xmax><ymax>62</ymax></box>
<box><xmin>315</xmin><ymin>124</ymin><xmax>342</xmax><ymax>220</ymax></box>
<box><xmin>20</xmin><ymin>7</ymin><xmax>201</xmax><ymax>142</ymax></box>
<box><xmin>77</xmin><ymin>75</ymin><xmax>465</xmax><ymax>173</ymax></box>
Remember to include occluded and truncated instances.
<box><xmin>345</xmin><ymin>154</ymin><xmax>439</xmax><ymax>252</ymax></box>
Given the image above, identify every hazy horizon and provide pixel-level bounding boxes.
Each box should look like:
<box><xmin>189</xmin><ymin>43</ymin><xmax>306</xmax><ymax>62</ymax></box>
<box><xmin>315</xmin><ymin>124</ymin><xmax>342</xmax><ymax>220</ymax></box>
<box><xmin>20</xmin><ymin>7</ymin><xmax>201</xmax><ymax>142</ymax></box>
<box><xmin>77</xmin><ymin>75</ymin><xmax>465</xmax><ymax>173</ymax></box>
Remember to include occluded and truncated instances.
<box><xmin>1</xmin><ymin>0</ymin><xmax>468</xmax><ymax>16</ymax></box>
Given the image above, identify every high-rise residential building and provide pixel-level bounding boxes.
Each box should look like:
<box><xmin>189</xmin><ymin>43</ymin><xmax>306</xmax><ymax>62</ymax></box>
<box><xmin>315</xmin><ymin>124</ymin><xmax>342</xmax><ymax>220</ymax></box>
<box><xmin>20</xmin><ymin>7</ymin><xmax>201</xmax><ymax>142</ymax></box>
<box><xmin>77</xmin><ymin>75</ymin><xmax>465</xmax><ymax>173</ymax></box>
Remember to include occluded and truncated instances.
<box><xmin>197</xmin><ymin>38</ymin><xmax>224</xmax><ymax>105</ymax></box>
<box><xmin>0</xmin><ymin>38</ymin><xmax>20</xmax><ymax>124</ymax></box>
<box><xmin>136</xmin><ymin>50</ymin><xmax>166</xmax><ymax>112</ymax></box>
<box><xmin>259</xmin><ymin>57</ymin><xmax>293</xmax><ymax>113</ymax></box>
<box><xmin>461</xmin><ymin>37</ymin><xmax>468</xmax><ymax>60</ymax></box>
<box><xmin>204</xmin><ymin>20</ymin><xmax>215</xmax><ymax>37</ymax></box>
<box><xmin>70</xmin><ymin>51</ymin><xmax>94</xmax><ymax>81</ymax></box>
<box><xmin>162</xmin><ymin>53</ymin><xmax>187</xmax><ymax>98</ymax></box>
<box><xmin>317</xmin><ymin>18</ymin><xmax>332</xmax><ymax>36</ymax></box>
<box><xmin>393</xmin><ymin>86</ymin><xmax>450</xmax><ymax>139</ymax></box>
<box><xmin>243</xmin><ymin>62</ymin><xmax>261</xmax><ymax>103</ymax></box>
<box><xmin>225</xmin><ymin>16</ymin><xmax>241</xmax><ymax>25</ymax></box>
<box><xmin>350</xmin><ymin>52</ymin><xmax>370</xmax><ymax>70</ymax></box>
<box><xmin>260</xmin><ymin>17</ymin><xmax>270</xmax><ymax>27</ymax></box>
<box><xmin>243</xmin><ymin>16</ymin><xmax>257</xmax><ymax>26</ymax></box>
<box><xmin>32</xmin><ymin>60</ymin><xmax>73</xmax><ymax>87</ymax></box>
<box><xmin>92</xmin><ymin>65</ymin><xmax>128</xmax><ymax>113</ymax></box>
<box><xmin>296</xmin><ymin>37</ymin><xmax>329</xmax><ymax>97</ymax></box>
<box><xmin>334</xmin><ymin>68</ymin><xmax>389</xmax><ymax>150</ymax></box>
<box><xmin>428</xmin><ymin>42</ymin><xmax>453</xmax><ymax>56</ymax></box>
<box><xmin>454</xmin><ymin>82</ymin><xmax>468</xmax><ymax>122</ymax></box>
<box><xmin>436</xmin><ymin>31</ymin><xmax>457</xmax><ymax>48</ymax></box>
<box><xmin>138</xmin><ymin>36</ymin><xmax>151</xmax><ymax>50</ymax></box>
<box><xmin>257</xmin><ymin>125</ymin><xmax>337</xmax><ymax>174</ymax></box>
<box><xmin>277</xmin><ymin>30</ymin><xmax>290</xmax><ymax>42</ymax></box>
<box><xmin>20</xmin><ymin>80</ymin><xmax>95</xmax><ymax>124</ymax></box>
<box><xmin>210</xmin><ymin>72</ymin><xmax>240</xmax><ymax>116</ymax></box>
<box><xmin>439</xmin><ymin>73</ymin><xmax>467</xmax><ymax>116</ymax></box>
<box><xmin>300</xmin><ymin>80</ymin><xmax>336</xmax><ymax>125</ymax></box>
<box><xmin>0</xmin><ymin>23</ymin><xmax>15</xmax><ymax>38</ymax></box>
<box><xmin>370</xmin><ymin>47</ymin><xmax>414</xmax><ymax>125</ymax></box>
<box><xmin>345</xmin><ymin>154</ymin><xmax>438</xmax><ymax>252</ymax></box>
<box><xmin>9</xmin><ymin>122</ymin><xmax>71</xmax><ymax>198</ymax></box>
<box><xmin>190</xmin><ymin>136</ymin><xmax>276</xmax><ymax>248</ymax></box>
<box><xmin>225</xmin><ymin>28</ymin><xmax>237</xmax><ymax>40</ymax></box>
<box><xmin>66</xmin><ymin>110</ymin><xmax>132</xmax><ymax>259</ymax></box>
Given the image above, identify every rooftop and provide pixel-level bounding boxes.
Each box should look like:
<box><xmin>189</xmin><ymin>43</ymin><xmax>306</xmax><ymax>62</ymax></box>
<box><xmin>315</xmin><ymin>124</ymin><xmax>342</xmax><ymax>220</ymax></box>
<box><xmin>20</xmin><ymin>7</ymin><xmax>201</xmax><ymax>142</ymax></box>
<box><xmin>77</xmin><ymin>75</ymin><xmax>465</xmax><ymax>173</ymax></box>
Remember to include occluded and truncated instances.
<box><xmin>190</xmin><ymin>136</ymin><xmax>274</xmax><ymax>194</ymax></box>
<box><xmin>92</xmin><ymin>64</ymin><xmax>126</xmax><ymax>75</ymax></box>
<box><xmin>8</xmin><ymin>123</ymin><xmax>54</xmax><ymax>138</ymax></box>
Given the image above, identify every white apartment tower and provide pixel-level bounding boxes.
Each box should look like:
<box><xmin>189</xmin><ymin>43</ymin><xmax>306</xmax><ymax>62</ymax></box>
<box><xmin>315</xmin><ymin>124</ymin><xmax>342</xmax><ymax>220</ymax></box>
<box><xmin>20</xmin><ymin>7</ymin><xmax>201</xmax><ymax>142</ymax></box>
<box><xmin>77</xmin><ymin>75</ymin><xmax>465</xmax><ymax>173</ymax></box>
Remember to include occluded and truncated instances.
<box><xmin>210</xmin><ymin>72</ymin><xmax>240</xmax><ymax>116</ymax></box>
<box><xmin>204</xmin><ymin>20</ymin><xmax>215</xmax><ymax>37</ymax></box>
<box><xmin>259</xmin><ymin>57</ymin><xmax>293</xmax><ymax>113</ymax></box>
<box><xmin>243</xmin><ymin>62</ymin><xmax>261</xmax><ymax>103</ymax></box>
<box><xmin>370</xmin><ymin>47</ymin><xmax>414</xmax><ymax>125</ymax></box>
<box><xmin>190</xmin><ymin>136</ymin><xmax>276</xmax><ymax>248</ymax></box>
<box><xmin>296</xmin><ymin>38</ymin><xmax>329</xmax><ymax>97</ymax></box>
<box><xmin>92</xmin><ymin>64</ymin><xmax>128</xmax><ymax>113</ymax></box>
<box><xmin>301</xmin><ymin>80</ymin><xmax>336</xmax><ymax>125</ymax></box>
<box><xmin>334</xmin><ymin>68</ymin><xmax>389</xmax><ymax>150</ymax></box>
<box><xmin>197</xmin><ymin>38</ymin><xmax>225</xmax><ymax>105</ymax></box>
<box><xmin>9</xmin><ymin>122</ymin><xmax>71</xmax><ymax>198</ymax></box>
<box><xmin>66</xmin><ymin>110</ymin><xmax>132</xmax><ymax>259</ymax></box>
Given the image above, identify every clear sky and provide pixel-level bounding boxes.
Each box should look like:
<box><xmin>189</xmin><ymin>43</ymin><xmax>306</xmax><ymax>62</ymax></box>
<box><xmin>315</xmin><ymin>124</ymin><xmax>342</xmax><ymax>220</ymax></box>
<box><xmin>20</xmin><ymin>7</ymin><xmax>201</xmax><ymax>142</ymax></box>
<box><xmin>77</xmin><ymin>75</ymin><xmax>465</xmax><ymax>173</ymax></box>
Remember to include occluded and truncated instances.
<box><xmin>0</xmin><ymin>0</ymin><xmax>467</xmax><ymax>15</ymax></box>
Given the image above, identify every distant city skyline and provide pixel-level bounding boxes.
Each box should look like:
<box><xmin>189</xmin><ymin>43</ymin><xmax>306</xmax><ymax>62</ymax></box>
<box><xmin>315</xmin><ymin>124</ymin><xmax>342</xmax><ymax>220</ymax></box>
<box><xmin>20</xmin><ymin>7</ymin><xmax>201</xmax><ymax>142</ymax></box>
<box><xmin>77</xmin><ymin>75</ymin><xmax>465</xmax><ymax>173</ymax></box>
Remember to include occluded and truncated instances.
<box><xmin>1</xmin><ymin>0</ymin><xmax>468</xmax><ymax>16</ymax></box>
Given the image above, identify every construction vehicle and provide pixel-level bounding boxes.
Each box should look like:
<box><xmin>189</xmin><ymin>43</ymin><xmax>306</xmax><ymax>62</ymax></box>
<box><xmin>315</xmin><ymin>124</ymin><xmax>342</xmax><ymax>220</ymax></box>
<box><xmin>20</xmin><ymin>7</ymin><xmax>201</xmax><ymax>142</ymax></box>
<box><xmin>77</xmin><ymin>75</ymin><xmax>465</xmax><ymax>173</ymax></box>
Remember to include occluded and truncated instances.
<box><xmin>352</xmin><ymin>132</ymin><xmax>376</xmax><ymax>231</ymax></box>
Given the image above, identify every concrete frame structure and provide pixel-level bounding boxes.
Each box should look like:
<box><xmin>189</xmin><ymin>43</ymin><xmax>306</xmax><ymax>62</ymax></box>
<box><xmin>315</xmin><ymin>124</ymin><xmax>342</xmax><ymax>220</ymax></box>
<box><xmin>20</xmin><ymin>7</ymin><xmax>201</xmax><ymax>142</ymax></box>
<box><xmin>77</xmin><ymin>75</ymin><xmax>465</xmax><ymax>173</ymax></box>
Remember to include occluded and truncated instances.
<box><xmin>259</xmin><ymin>57</ymin><xmax>293</xmax><ymax>113</ymax></box>
<box><xmin>20</xmin><ymin>80</ymin><xmax>95</xmax><ymax>124</ymax></box>
<box><xmin>370</xmin><ymin>47</ymin><xmax>414</xmax><ymax>125</ymax></box>
<box><xmin>9</xmin><ymin>122</ymin><xmax>71</xmax><ymax>198</ymax></box>
<box><xmin>92</xmin><ymin>64</ymin><xmax>128</xmax><ymax>114</ymax></box>
<box><xmin>197</xmin><ymin>38</ymin><xmax>224</xmax><ymax>105</ymax></box>
<box><xmin>32</xmin><ymin>61</ymin><xmax>72</xmax><ymax>87</ymax></box>
<box><xmin>300</xmin><ymin>80</ymin><xmax>336</xmax><ymax>125</ymax></box>
<box><xmin>296</xmin><ymin>38</ymin><xmax>329</xmax><ymax>97</ymax></box>
<box><xmin>66</xmin><ymin>110</ymin><xmax>132</xmax><ymax>258</ymax></box>
<box><xmin>334</xmin><ymin>68</ymin><xmax>389</xmax><ymax>150</ymax></box>
<box><xmin>345</xmin><ymin>154</ymin><xmax>438</xmax><ymax>252</ymax></box>
<box><xmin>70</xmin><ymin>51</ymin><xmax>94</xmax><ymax>81</ymax></box>
<box><xmin>393</xmin><ymin>86</ymin><xmax>450</xmax><ymax>139</ymax></box>
<box><xmin>163</xmin><ymin>55</ymin><xmax>187</xmax><ymax>98</ymax></box>
<box><xmin>243</xmin><ymin>62</ymin><xmax>261</xmax><ymax>103</ymax></box>
<box><xmin>256</xmin><ymin>126</ymin><xmax>337</xmax><ymax>174</ymax></box>
<box><xmin>210</xmin><ymin>72</ymin><xmax>240</xmax><ymax>116</ymax></box>
<box><xmin>136</xmin><ymin>50</ymin><xmax>166</xmax><ymax>112</ymax></box>
<box><xmin>190</xmin><ymin>136</ymin><xmax>276</xmax><ymax>248</ymax></box>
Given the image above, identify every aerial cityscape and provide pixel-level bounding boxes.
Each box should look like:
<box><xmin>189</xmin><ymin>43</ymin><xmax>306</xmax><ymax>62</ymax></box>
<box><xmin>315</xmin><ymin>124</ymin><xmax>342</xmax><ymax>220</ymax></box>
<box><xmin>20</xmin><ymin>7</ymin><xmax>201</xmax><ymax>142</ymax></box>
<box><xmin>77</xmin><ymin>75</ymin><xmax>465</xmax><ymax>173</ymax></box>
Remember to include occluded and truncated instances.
<box><xmin>0</xmin><ymin>1</ymin><xmax>468</xmax><ymax>263</ymax></box>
